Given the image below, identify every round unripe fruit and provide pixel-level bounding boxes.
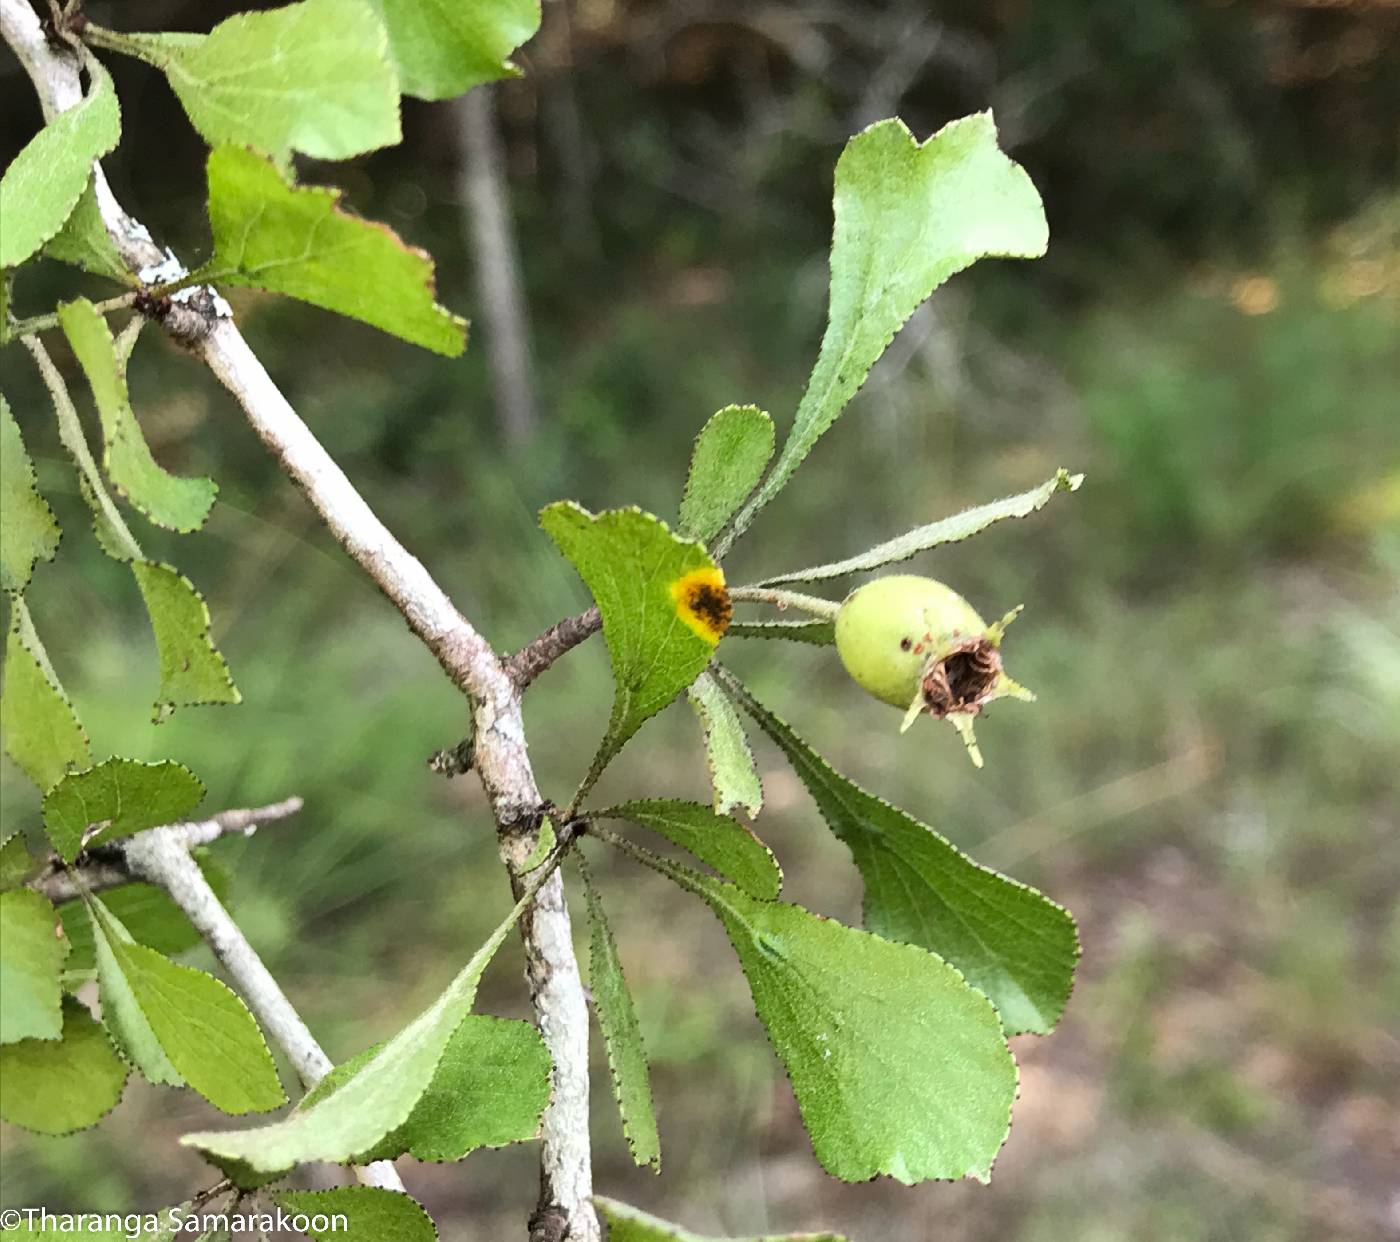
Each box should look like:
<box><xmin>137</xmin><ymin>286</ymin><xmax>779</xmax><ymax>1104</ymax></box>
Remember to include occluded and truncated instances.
<box><xmin>835</xmin><ymin>575</ymin><xmax>987</xmax><ymax>709</ymax></box>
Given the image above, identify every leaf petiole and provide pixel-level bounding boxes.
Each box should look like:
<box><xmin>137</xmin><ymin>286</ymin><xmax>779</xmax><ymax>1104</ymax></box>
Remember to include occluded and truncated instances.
<box><xmin>728</xmin><ymin>585</ymin><xmax>842</xmax><ymax>620</ymax></box>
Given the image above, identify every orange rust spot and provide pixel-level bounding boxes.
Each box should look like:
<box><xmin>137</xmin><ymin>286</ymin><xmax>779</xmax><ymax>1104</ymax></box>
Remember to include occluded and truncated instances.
<box><xmin>669</xmin><ymin>567</ymin><xmax>731</xmax><ymax>645</ymax></box>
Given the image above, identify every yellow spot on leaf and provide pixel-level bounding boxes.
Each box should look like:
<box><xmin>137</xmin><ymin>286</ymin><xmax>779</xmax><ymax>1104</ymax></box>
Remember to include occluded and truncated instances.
<box><xmin>669</xmin><ymin>567</ymin><xmax>731</xmax><ymax>645</ymax></box>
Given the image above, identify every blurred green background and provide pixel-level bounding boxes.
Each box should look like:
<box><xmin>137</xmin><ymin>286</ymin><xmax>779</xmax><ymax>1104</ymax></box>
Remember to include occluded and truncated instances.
<box><xmin>2</xmin><ymin>1</ymin><xmax>1398</xmax><ymax>1239</ymax></box>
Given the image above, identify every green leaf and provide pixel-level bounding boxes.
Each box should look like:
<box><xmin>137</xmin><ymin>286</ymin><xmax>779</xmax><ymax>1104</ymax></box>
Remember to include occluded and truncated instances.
<box><xmin>581</xmin><ymin>861</ymin><xmax>660</xmax><ymax>1169</ymax></box>
<box><xmin>57</xmin><ymin>298</ymin><xmax>217</xmax><ymax>532</ymax></box>
<box><xmin>203</xmin><ymin>145</ymin><xmax>466</xmax><ymax>356</ymax></box>
<box><xmin>42</xmin><ymin>757</ymin><xmax>205</xmax><ymax>862</ymax></box>
<box><xmin>540</xmin><ymin>504</ymin><xmax>727</xmax><ymax>800</ymax></box>
<box><xmin>733</xmin><ymin>678</ymin><xmax>1078</xmax><ymax>1036</ymax></box>
<box><xmin>0</xmin><ymin>890</ymin><xmax>68</xmax><ymax>1043</ymax></box>
<box><xmin>29</xmin><ymin>331</ymin><xmax>232</xmax><ymax>721</ymax></box>
<box><xmin>616</xmin><ymin>842</ymin><xmax>1017</xmax><ymax>1184</ymax></box>
<box><xmin>520</xmin><ymin>814</ymin><xmax>556</xmax><ymax>873</ymax></box>
<box><xmin>1</xmin><ymin>395</ymin><xmax>61</xmax><ymax>594</ymax></box>
<box><xmin>678</xmin><ymin>405</ymin><xmax>775</xmax><ymax>545</ymax></box>
<box><xmin>87</xmin><ymin>898</ymin><xmax>182</xmax><ymax>1088</ymax></box>
<box><xmin>0</xmin><ymin>996</ymin><xmax>127</xmax><ymax>1134</ymax></box>
<box><xmin>303</xmin><ymin>1014</ymin><xmax>550</xmax><ymax>1162</ymax></box>
<box><xmin>131</xmin><ymin>561</ymin><xmax>241</xmax><ymax>721</ymax></box>
<box><xmin>687</xmin><ymin>670</ymin><xmax>763</xmax><ymax>817</ymax></box>
<box><xmin>594</xmin><ymin>1198</ymin><xmax>848</xmax><ymax>1242</ymax></box>
<box><xmin>367</xmin><ymin>0</ymin><xmax>540</xmax><ymax>99</ymax></box>
<box><xmin>108</xmin><ymin>0</ymin><xmax>400</xmax><ymax>162</ymax></box>
<box><xmin>29</xmin><ymin>331</ymin><xmax>142</xmax><ymax>562</ymax></box>
<box><xmin>181</xmin><ymin>878</ymin><xmax>537</xmax><ymax>1172</ymax></box>
<box><xmin>1</xmin><ymin>604</ymin><xmax>91</xmax><ymax>791</ymax></box>
<box><xmin>59</xmin><ymin>866</ymin><xmax>230</xmax><ymax>979</ymax></box>
<box><xmin>0</xmin><ymin>61</ymin><xmax>120</xmax><ymax>268</ymax></box>
<box><xmin>759</xmin><ymin>469</ymin><xmax>1083</xmax><ymax>586</ymax></box>
<box><xmin>0</xmin><ymin>833</ymin><xmax>38</xmax><ymax>891</ymax></box>
<box><xmin>277</xmin><ymin>1187</ymin><xmax>438</xmax><ymax>1241</ymax></box>
<box><xmin>726</xmin><ymin>619</ymin><xmax>835</xmax><ymax>646</ymax></box>
<box><xmin>43</xmin><ymin>181</ymin><xmax>136</xmax><ymax>284</ymax></box>
<box><xmin>86</xmin><ymin>898</ymin><xmax>286</xmax><ymax>1113</ymax></box>
<box><xmin>726</xmin><ymin>113</ymin><xmax>1047</xmax><ymax>547</ymax></box>
<box><xmin>599</xmin><ymin>800</ymin><xmax>779</xmax><ymax>902</ymax></box>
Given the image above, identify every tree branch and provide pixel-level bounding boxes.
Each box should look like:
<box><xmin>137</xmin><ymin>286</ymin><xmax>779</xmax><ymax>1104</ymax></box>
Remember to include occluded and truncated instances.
<box><xmin>26</xmin><ymin>796</ymin><xmax>403</xmax><ymax>1192</ymax></box>
<box><xmin>29</xmin><ymin>798</ymin><xmax>304</xmax><ymax>904</ymax></box>
<box><xmin>121</xmin><ymin>825</ymin><xmax>405</xmax><ymax>1192</ymax></box>
<box><xmin>1</xmin><ymin>4</ymin><xmax>598</xmax><ymax>1233</ymax></box>
<box><xmin>505</xmin><ymin>606</ymin><xmax>601</xmax><ymax>690</ymax></box>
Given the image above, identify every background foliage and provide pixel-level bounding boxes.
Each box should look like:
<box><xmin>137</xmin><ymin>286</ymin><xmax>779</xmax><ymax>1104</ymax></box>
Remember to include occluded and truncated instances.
<box><xmin>2</xmin><ymin>0</ymin><xmax>1397</xmax><ymax>1238</ymax></box>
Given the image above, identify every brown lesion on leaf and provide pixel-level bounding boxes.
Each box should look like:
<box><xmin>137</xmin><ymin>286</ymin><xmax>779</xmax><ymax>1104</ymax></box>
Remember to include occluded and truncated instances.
<box><xmin>670</xmin><ymin>567</ymin><xmax>731</xmax><ymax>644</ymax></box>
<box><xmin>921</xmin><ymin>637</ymin><xmax>1002</xmax><ymax>718</ymax></box>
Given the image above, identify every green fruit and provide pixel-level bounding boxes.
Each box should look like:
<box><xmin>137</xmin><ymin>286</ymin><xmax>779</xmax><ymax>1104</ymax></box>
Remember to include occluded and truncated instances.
<box><xmin>834</xmin><ymin>574</ymin><xmax>1033</xmax><ymax>767</ymax></box>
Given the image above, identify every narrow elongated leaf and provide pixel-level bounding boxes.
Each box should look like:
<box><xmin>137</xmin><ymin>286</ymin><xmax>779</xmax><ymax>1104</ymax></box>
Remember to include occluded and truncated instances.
<box><xmin>581</xmin><ymin>862</ymin><xmax>660</xmax><ymax>1169</ymax></box>
<box><xmin>1</xmin><ymin>605</ymin><xmax>90</xmax><ymax>791</ymax></box>
<box><xmin>28</xmin><ymin>327</ymin><xmax>235</xmax><ymax>720</ymax></box>
<box><xmin>1</xmin><ymin>395</ymin><xmax>61</xmax><ymax>594</ymax></box>
<box><xmin>87</xmin><ymin>899</ymin><xmax>285</xmax><ymax>1114</ymax></box>
<box><xmin>44</xmin><ymin>181</ymin><xmax>135</xmax><ymax>284</ymax></box>
<box><xmin>727</xmin><ymin>113</ymin><xmax>1047</xmax><ymax>545</ymax></box>
<box><xmin>616</xmin><ymin>843</ymin><xmax>1017</xmax><ymax>1184</ymax></box>
<box><xmin>87</xmin><ymin>899</ymin><xmax>183</xmax><ymax>1087</ymax></box>
<box><xmin>599</xmin><ymin>801</ymin><xmax>779</xmax><ymax>901</ymax></box>
<box><xmin>727</xmin><ymin>619</ymin><xmax>835</xmax><ymax>646</ymax></box>
<box><xmin>112</xmin><ymin>0</ymin><xmax>399</xmax><ymax>162</ymax></box>
<box><xmin>368</xmin><ymin>0</ymin><xmax>540</xmax><ymax>99</ymax></box>
<box><xmin>733</xmin><ymin>678</ymin><xmax>1078</xmax><ymax>1036</ymax></box>
<box><xmin>30</xmin><ymin>330</ymin><xmax>142</xmax><ymax>562</ymax></box>
<box><xmin>688</xmin><ymin>670</ymin><xmax>763</xmax><ymax>816</ymax></box>
<box><xmin>204</xmin><ymin>145</ymin><xmax>466</xmax><ymax>356</ymax></box>
<box><xmin>42</xmin><ymin>757</ymin><xmax>205</xmax><ymax>862</ymax></box>
<box><xmin>759</xmin><ymin>469</ymin><xmax>1083</xmax><ymax>586</ymax></box>
<box><xmin>520</xmin><ymin>814</ymin><xmax>556</xmax><ymax>873</ymax></box>
<box><xmin>301</xmin><ymin>1014</ymin><xmax>550</xmax><ymax>1162</ymax></box>
<box><xmin>60</xmin><ymin>866</ymin><xmax>230</xmax><ymax>978</ymax></box>
<box><xmin>131</xmin><ymin>561</ymin><xmax>241</xmax><ymax>721</ymax></box>
<box><xmin>0</xmin><ymin>997</ymin><xmax>127</xmax><ymax>1134</ymax></box>
<box><xmin>0</xmin><ymin>890</ymin><xmax>68</xmax><ymax>1043</ymax></box>
<box><xmin>277</xmin><ymin>1187</ymin><xmax>439</xmax><ymax>1240</ymax></box>
<box><xmin>678</xmin><ymin>405</ymin><xmax>775</xmax><ymax>545</ymax></box>
<box><xmin>594</xmin><ymin>1198</ymin><xmax>847</xmax><ymax>1242</ymax></box>
<box><xmin>58</xmin><ymin>298</ymin><xmax>217</xmax><ymax>532</ymax></box>
<box><xmin>0</xmin><ymin>61</ymin><xmax>120</xmax><ymax>267</ymax></box>
<box><xmin>540</xmin><ymin>504</ymin><xmax>728</xmax><ymax>799</ymax></box>
<box><xmin>182</xmin><ymin>878</ymin><xmax>538</xmax><ymax>1171</ymax></box>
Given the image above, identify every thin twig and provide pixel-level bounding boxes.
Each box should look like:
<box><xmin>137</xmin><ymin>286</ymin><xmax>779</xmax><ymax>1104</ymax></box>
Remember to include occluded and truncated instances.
<box><xmin>28</xmin><ymin>798</ymin><xmax>305</xmax><ymax>904</ymax></box>
<box><xmin>26</xmin><ymin>794</ymin><xmax>402</xmax><ymax>1191</ymax></box>
<box><xmin>120</xmin><ymin>823</ymin><xmax>405</xmax><ymax>1192</ymax></box>
<box><xmin>11</xmin><ymin>290</ymin><xmax>140</xmax><ymax>336</ymax></box>
<box><xmin>505</xmin><ymin>606</ymin><xmax>601</xmax><ymax>690</ymax></box>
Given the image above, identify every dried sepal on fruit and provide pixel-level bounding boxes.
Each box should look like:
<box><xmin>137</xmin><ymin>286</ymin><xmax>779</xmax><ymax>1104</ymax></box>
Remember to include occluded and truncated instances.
<box><xmin>834</xmin><ymin>575</ymin><xmax>1033</xmax><ymax>767</ymax></box>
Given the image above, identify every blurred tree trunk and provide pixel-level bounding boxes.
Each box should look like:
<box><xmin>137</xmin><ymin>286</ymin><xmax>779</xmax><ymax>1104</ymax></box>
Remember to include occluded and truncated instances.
<box><xmin>539</xmin><ymin>0</ymin><xmax>600</xmax><ymax>258</ymax></box>
<box><xmin>455</xmin><ymin>85</ymin><xmax>539</xmax><ymax>447</ymax></box>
